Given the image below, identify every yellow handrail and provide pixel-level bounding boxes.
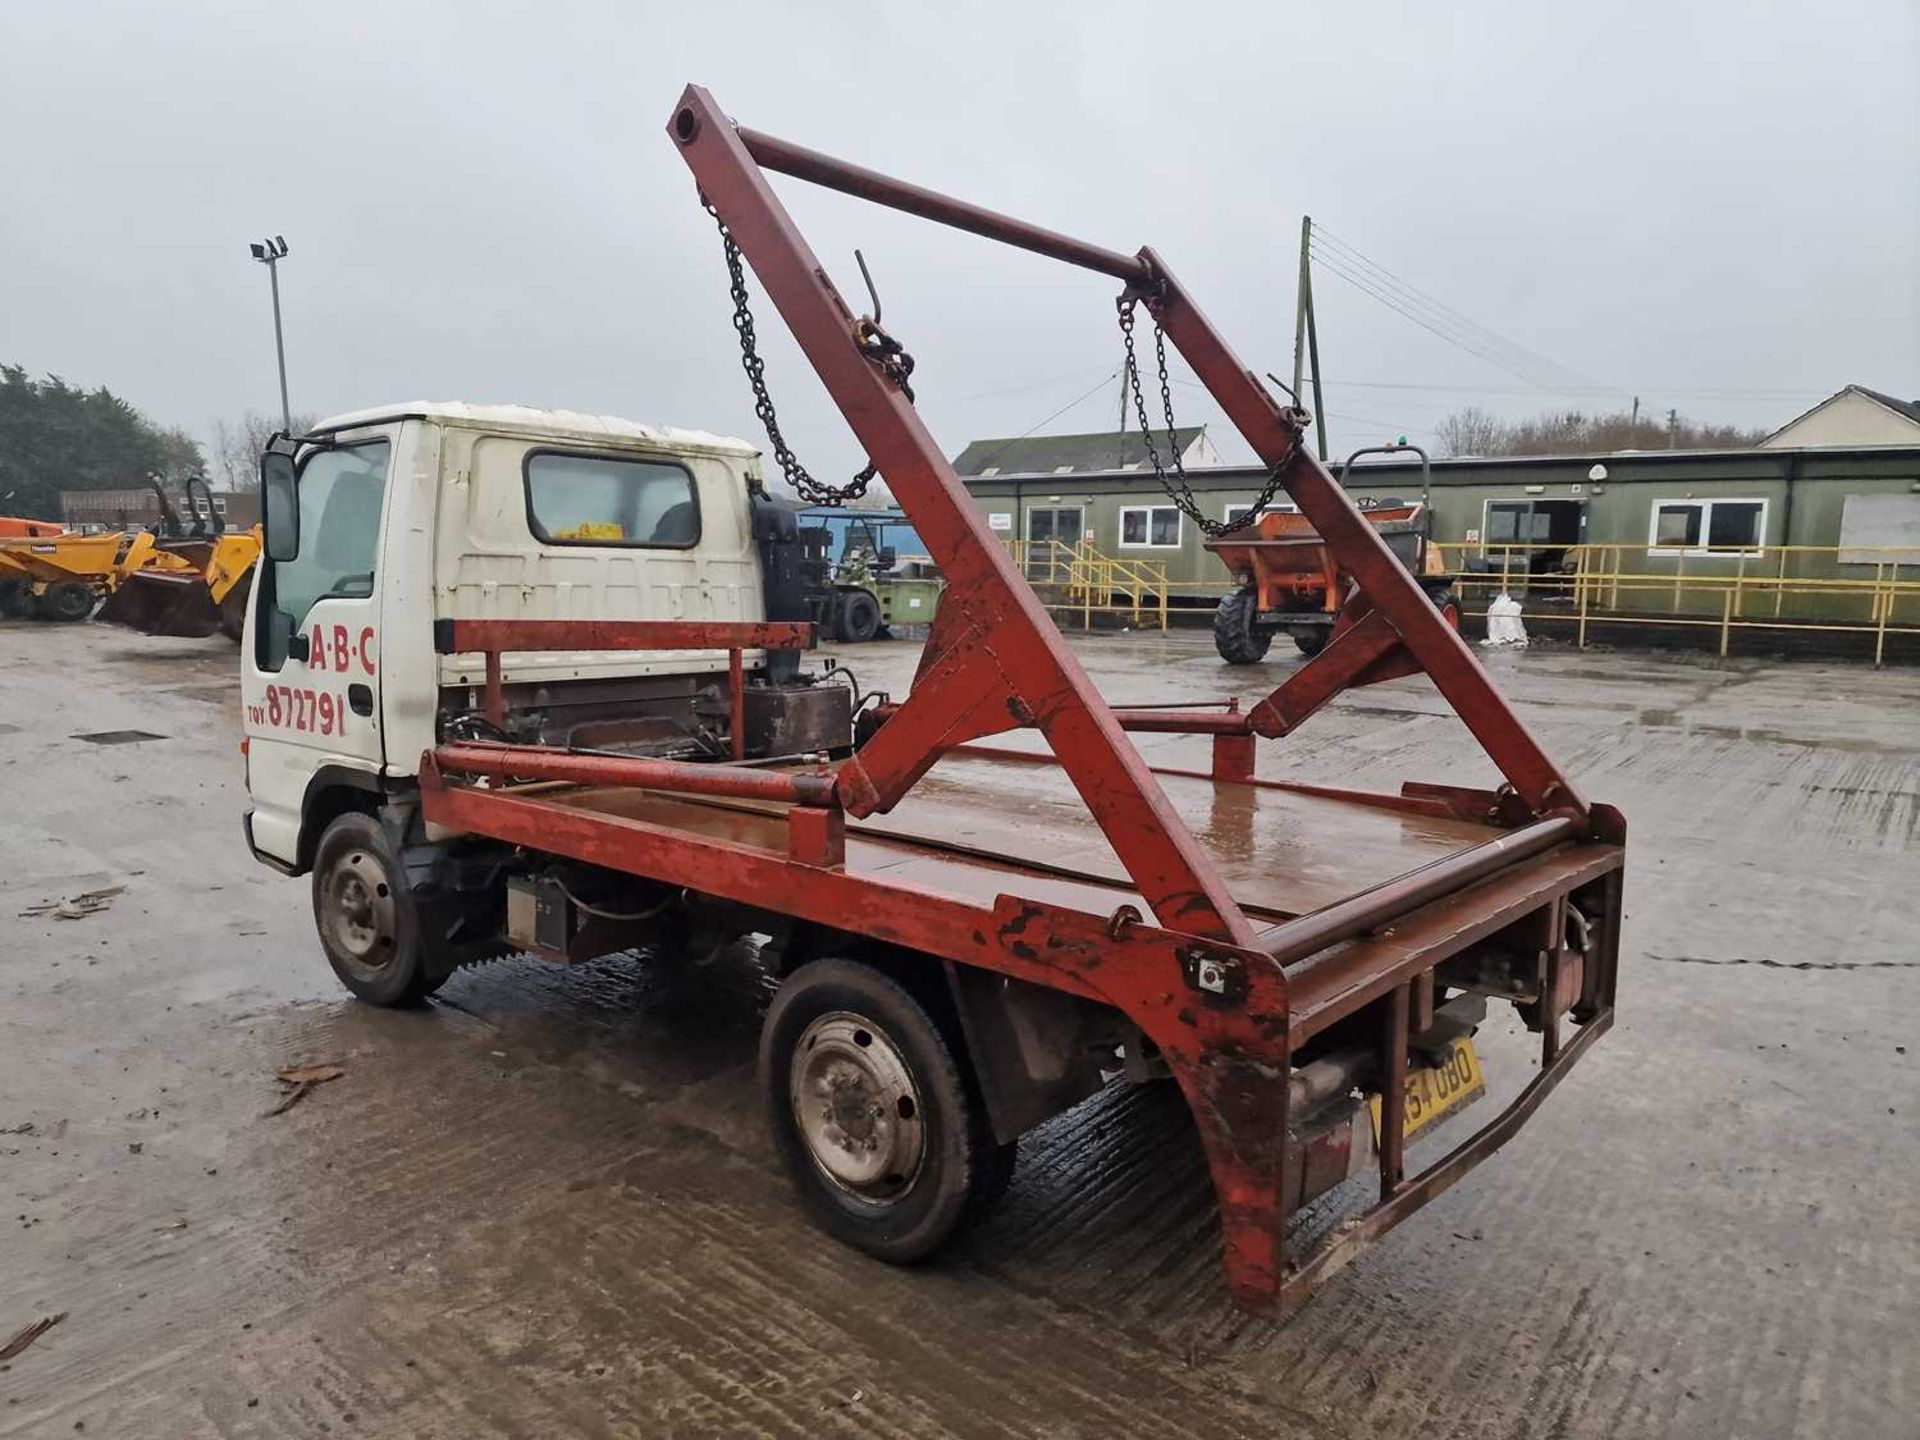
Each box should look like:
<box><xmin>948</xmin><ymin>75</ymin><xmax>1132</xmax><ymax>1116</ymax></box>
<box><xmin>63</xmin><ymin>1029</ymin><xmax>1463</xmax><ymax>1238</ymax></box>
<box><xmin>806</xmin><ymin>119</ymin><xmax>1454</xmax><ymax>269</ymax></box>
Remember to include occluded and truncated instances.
<box><xmin>1428</xmin><ymin>541</ymin><xmax>1920</xmax><ymax>664</ymax></box>
<box><xmin>1003</xmin><ymin>537</ymin><xmax>1170</xmax><ymax>630</ymax></box>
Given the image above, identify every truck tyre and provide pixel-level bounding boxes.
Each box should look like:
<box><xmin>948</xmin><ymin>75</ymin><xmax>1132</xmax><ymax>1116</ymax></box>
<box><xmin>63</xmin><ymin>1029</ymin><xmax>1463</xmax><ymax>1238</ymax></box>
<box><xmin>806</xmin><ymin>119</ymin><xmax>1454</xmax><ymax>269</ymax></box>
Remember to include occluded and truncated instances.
<box><xmin>311</xmin><ymin>812</ymin><xmax>443</xmax><ymax>1007</ymax></box>
<box><xmin>761</xmin><ymin>957</ymin><xmax>1015</xmax><ymax>1264</ymax></box>
<box><xmin>1292</xmin><ymin>628</ymin><xmax>1328</xmax><ymax>658</ymax></box>
<box><xmin>1212</xmin><ymin>589</ymin><xmax>1272</xmax><ymax>664</ymax></box>
<box><xmin>0</xmin><ymin>581</ymin><xmax>28</xmax><ymax>618</ymax></box>
<box><xmin>837</xmin><ymin>589</ymin><xmax>882</xmax><ymax>643</ymax></box>
<box><xmin>37</xmin><ymin>581</ymin><xmax>96</xmax><ymax>623</ymax></box>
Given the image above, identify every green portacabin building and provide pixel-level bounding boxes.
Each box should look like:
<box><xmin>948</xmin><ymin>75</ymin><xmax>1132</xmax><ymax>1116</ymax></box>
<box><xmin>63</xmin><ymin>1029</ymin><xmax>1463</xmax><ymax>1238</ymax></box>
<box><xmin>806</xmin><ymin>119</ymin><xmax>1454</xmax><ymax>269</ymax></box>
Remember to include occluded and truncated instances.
<box><xmin>960</xmin><ymin>443</ymin><xmax>1920</xmax><ymax>629</ymax></box>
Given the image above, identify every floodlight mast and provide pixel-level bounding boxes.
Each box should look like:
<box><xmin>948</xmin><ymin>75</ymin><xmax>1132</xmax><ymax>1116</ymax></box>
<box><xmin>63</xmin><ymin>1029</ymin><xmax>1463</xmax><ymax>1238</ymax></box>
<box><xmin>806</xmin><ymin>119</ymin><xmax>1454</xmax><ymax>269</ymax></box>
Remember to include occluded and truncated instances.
<box><xmin>250</xmin><ymin>235</ymin><xmax>292</xmax><ymax>432</ymax></box>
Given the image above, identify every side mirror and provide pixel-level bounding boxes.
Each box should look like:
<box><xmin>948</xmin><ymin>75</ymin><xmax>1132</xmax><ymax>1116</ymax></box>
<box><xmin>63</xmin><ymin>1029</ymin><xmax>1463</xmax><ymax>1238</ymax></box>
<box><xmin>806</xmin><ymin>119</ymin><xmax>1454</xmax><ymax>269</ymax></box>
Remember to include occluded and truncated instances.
<box><xmin>261</xmin><ymin>450</ymin><xmax>299</xmax><ymax>562</ymax></box>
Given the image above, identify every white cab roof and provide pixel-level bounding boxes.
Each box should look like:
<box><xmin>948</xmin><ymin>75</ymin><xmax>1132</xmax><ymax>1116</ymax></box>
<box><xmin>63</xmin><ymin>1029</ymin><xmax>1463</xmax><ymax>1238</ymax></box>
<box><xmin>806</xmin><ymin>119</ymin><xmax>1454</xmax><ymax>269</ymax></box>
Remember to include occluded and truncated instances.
<box><xmin>311</xmin><ymin>401</ymin><xmax>758</xmax><ymax>458</ymax></box>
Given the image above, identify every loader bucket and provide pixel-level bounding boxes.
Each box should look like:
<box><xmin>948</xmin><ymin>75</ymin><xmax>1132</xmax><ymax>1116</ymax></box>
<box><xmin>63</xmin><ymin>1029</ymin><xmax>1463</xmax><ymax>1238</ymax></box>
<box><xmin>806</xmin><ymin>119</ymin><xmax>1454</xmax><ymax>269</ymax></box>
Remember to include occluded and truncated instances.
<box><xmin>96</xmin><ymin>569</ymin><xmax>222</xmax><ymax>638</ymax></box>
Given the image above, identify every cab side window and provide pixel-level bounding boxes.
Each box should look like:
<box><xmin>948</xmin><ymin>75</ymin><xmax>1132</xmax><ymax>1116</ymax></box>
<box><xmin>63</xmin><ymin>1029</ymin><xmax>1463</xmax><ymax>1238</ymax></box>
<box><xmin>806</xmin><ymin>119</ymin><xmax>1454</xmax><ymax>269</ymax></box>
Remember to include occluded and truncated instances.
<box><xmin>258</xmin><ymin>441</ymin><xmax>390</xmax><ymax>670</ymax></box>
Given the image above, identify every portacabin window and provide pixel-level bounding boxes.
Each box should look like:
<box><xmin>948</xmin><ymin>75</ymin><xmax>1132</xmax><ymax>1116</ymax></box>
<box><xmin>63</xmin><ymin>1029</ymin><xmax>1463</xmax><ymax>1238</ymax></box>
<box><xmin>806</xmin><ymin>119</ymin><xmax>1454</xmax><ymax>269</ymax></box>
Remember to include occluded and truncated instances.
<box><xmin>523</xmin><ymin>450</ymin><xmax>700</xmax><ymax>548</ymax></box>
<box><xmin>1648</xmin><ymin>498</ymin><xmax>1767</xmax><ymax>556</ymax></box>
<box><xmin>1119</xmin><ymin>504</ymin><xmax>1182</xmax><ymax>548</ymax></box>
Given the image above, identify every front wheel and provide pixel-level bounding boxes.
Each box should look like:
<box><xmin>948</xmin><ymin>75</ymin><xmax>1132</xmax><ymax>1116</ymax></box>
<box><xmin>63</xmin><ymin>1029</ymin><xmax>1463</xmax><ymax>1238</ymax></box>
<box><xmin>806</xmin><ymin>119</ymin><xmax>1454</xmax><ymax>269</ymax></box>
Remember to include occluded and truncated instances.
<box><xmin>216</xmin><ymin>567</ymin><xmax>253</xmax><ymax>642</ymax></box>
<box><xmin>761</xmin><ymin>958</ymin><xmax>1014</xmax><ymax>1264</ymax></box>
<box><xmin>1212</xmin><ymin>588</ymin><xmax>1272</xmax><ymax>664</ymax></box>
<box><xmin>311</xmin><ymin>812</ymin><xmax>443</xmax><ymax>1006</ymax></box>
<box><xmin>1292</xmin><ymin>628</ymin><xmax>1328</xmax><ymax>657</ymax></box>
<box><xmin>1422</xmin><ymin>580</ymin><xmax>1461</xmax><ymax>631</ymax></box>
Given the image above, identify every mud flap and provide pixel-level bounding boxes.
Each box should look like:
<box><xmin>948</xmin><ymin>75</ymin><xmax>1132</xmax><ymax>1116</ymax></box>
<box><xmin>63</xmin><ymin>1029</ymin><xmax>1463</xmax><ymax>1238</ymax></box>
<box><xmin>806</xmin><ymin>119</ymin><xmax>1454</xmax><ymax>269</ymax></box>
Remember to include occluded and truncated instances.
<box><xmin>97</xmin><ymin>570</ymin><xmax>221</xmax><ymax>637</ymax></box>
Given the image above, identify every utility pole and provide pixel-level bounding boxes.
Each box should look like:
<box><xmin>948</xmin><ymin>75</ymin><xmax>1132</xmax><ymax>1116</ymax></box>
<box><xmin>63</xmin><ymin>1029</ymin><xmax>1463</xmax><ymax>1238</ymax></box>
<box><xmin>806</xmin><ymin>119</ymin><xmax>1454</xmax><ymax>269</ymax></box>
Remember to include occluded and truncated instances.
<box><xmin>1630</xmin><ymin>394</ymin><xmax>1641</xmax><ymax>434</ymax></box>
<box><xmin>249</xmin><ymin>236</ymin><xmax>292</xmax><ymax>432</ymax></box>
<box><xmin>1666</xmin><ymin>407</ymin><xmax>1679</xmax><ymax>449</ymax></box>
<box><xmin>1290</xmin><ymin>216</ymin><xmax>1329</xmax><ymax>462</ymax></box>
<box><xmin>1291</xmin><ymin>216</ymin><xmax>1311</xmax><ymax>404</ymax></box>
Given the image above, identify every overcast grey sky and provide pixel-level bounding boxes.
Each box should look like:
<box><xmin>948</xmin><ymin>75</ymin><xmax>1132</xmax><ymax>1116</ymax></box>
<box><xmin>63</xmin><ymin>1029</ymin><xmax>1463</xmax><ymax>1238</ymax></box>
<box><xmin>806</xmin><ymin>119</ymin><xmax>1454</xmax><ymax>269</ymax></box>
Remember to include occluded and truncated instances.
<box><xmin>3</xmin><ymin>0</ymin><xmax>1916</xmax><ymax>474</ymax></box>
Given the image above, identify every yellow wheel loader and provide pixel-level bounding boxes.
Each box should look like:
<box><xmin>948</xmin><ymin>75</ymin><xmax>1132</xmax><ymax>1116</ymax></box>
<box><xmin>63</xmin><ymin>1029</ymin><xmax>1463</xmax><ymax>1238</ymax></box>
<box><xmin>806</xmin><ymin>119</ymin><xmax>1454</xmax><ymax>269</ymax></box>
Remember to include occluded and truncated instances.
<box><xmin>95</xmin><ymin>477</ymin><xmax>260</xmax><ymax>640</ymax></box>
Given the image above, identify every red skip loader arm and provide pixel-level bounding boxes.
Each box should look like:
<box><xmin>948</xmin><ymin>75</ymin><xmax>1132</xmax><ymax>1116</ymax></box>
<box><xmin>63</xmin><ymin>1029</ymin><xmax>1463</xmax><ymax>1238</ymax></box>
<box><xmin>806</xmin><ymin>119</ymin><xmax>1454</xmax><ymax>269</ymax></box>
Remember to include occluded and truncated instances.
<box><xmin>666</xmin><ymin>86</ymin><xmax>1587</xmax><ymax>835</ymax></box>
<box><xmin>669</xmin><ymin>86</ymin><xmax>1266</xmax><ymax>951</ymax></box>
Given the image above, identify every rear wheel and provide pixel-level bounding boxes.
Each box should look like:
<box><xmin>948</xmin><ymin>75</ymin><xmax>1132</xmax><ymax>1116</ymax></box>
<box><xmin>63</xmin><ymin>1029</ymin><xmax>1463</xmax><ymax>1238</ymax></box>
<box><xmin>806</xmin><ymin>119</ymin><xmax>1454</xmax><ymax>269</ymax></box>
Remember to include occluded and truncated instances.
<box><xmin>311</xmin><ymin>812</ymin><xmax>443</xmax><ymax>1006</ymax></box>
<box><xmin>837</xmin><ymin>589</ymin><xmax>882</xmax><ymax>643</ymax></box>
<box><xmin>36</xmin><ymin>581</ymin><xmax>96</xmax><ymax>623</ymax></box>
<box><xmin>761</xmin><ymin>958</ymin><xmax>1014</xmax><ymax>1263</ymax></box>
<box><xmin>1212</xmin><ymin>589</ymin><xmax>1272</xmax><ymax>664</ymax></box>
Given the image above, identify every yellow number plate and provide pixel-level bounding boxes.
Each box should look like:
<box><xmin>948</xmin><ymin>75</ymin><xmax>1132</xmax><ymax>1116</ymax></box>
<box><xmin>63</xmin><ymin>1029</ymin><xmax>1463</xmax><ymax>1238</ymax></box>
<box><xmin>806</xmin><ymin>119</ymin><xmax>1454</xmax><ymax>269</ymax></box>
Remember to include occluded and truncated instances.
<box><xmin>1370</xmin><ymin>1038</ymin><xmax>1486</xmax><ymax>1144</ymax></box>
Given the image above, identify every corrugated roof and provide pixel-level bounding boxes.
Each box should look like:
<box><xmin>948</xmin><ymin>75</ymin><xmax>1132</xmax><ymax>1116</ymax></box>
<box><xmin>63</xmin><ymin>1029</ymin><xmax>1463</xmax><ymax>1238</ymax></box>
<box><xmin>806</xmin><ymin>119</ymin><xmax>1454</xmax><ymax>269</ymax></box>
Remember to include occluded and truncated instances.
<box><xmin>951</xmin><ymin>427</ymin><xmax>1205</xmax><ymax>476</ymax></box>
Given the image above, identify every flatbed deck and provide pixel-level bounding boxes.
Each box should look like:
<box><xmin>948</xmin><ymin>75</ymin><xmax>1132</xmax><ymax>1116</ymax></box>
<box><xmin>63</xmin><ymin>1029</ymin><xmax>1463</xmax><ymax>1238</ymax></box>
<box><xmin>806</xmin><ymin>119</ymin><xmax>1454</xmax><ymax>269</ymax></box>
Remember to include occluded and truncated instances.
<box><xmin>535</xmin><ymin>751</ymin><xmax>1509</xmax><ymax>930</ymax></box>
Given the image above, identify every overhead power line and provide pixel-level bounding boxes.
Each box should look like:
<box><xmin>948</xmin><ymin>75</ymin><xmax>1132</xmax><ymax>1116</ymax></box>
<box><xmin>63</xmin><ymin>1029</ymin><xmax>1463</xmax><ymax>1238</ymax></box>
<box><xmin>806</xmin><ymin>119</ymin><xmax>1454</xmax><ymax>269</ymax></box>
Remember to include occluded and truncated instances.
<box><xmin>1324</xmin><ymin>378</ymin><xmax>1824</xmax><ymax>400</ymax></box>
<box><xmin>1308</xmin><ymin>226</ymin><xmax>1601</xmax><ymax>393</ymax></box>
<box><xmin>1309</xmin><ymin>227</ymin><xmax>1598</xmax><ymax>389</ymax></box>
<box><xmin>1309</xmin><ymin>248</ymin><xmax>1577</xmax><ymax>391</ymax></box>
<box><xmin>960</xmin><ymin>369</ymin><xmax>1121</xmax><ymax>473</ymax></box>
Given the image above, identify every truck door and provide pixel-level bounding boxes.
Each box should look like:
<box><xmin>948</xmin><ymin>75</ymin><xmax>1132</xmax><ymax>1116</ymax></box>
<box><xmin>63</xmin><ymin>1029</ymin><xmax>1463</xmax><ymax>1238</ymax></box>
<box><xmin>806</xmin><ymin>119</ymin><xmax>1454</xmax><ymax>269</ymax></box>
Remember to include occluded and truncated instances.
<box><xmin>242</xmin><ymin>434</ymin><xmax>394</xmax><ymax>866</ymax></box>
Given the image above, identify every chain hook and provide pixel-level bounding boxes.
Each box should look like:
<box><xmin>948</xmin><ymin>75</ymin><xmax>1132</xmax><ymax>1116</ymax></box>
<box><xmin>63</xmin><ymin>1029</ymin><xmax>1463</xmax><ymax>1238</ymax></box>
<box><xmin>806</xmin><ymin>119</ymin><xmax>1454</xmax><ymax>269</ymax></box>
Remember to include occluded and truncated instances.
<box><xmin>705</xmin><ymin>201</ymin><xmax>918</xmax><ymax>507</ymax></box>
<box><xmin>854</xmin><ymin>249</ymin><xmax>883</xmax><ymax>326</ymax></box>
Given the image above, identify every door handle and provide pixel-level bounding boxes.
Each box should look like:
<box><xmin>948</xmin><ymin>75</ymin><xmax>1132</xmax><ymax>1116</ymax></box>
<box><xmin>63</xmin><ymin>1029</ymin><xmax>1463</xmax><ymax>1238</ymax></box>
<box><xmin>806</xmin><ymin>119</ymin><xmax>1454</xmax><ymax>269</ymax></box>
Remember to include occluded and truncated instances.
<box><xmin>347</xmin><ymin>684</ymin><xmax>374</xmax><ymax>716</ymax></box>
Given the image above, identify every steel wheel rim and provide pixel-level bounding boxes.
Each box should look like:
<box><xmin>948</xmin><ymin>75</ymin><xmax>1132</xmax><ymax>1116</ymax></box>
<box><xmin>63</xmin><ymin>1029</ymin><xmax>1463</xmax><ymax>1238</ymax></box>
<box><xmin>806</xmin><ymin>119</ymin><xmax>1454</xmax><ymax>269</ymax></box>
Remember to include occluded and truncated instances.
<box><xmin>790</xmin><ymin>1010</ymin><xmax>925</xmax><ymax>1203</ymax></box>
<box><xmin>322</xmin><ymin>847</ymin><xmax>397</xmax><ymax>979</ymax></box>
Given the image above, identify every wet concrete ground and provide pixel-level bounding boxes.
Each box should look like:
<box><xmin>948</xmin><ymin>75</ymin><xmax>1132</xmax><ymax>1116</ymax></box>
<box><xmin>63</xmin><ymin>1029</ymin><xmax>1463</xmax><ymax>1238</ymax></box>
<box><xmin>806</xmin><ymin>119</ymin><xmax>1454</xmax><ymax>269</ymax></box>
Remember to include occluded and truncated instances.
<box><xmin>1</xmin><ymin>619</ymin><xmax>1915</xmax><ymax>1438</ymax></box>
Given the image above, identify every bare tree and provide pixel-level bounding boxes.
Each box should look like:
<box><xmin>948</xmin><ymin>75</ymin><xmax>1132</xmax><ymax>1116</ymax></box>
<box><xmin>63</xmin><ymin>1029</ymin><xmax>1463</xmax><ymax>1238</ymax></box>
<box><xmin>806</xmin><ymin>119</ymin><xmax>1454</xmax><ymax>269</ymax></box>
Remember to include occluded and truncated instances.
<box><xmin>1435</xmin><ymin>405</ymin><xmax>1766</xmax><ymax>457</ymax></box>
<box><xmin>210</xmin><ymin>409</ymin><xmax>317</xmax><ymax>490</ymax></box>
<box><xmin>1434</xmin><ymin>406</ymin><xmax>1508</xmax><ymax>457</ymax></box>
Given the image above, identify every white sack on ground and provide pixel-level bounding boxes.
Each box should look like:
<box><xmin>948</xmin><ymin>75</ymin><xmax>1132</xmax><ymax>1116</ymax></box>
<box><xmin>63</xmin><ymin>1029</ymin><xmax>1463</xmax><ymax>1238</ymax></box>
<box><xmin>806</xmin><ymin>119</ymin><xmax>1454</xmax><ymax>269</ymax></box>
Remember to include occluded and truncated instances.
<box><xmin>1481</xmin><ymin>593</ymin><xmax>1529</xmax><ymax>648</ymax></box>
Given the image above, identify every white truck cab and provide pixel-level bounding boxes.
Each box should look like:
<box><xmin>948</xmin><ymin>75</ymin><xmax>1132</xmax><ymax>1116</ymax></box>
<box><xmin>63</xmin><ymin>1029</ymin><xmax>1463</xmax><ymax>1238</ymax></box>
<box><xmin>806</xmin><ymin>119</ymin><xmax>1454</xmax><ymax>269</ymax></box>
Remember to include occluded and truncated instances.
<box><xmin>241</xmin><ymin>403</ymin><xmax>838</xmax><ymax>997</ymax></box>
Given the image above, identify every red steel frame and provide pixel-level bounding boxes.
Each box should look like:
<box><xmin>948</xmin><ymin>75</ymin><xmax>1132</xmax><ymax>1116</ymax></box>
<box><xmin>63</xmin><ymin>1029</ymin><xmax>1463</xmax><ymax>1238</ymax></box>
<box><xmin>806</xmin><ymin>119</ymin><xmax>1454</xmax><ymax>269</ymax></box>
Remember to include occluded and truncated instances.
<box><xmin>415</xmin><ymin>86</ymin><xmax>1626</xmax><ymax>1312</ymax></box>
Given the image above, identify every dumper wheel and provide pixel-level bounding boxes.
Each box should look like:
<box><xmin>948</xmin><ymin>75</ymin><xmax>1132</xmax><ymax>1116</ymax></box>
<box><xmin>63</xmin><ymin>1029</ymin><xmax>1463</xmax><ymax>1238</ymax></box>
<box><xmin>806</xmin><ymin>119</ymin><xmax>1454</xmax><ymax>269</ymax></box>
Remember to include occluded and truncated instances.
<box><xmin>312</xmin><ymin>812</ymin><xmax>443</xmax><ymax>1007</ymax></box>
<box><xmin>762</xmin><ymin>958</ymin><xmax>1014</xmax><ymax>1263</ymax></box>
<box><xmin>1422</xmin><ymin>580</ymin><xmax>1460</xmax><ymax>631</ymax></box>
<box><xmin>37</xmin><ymin>582</ymin><xmax>97</xmax><ymax>623</ymax></box>
<box><xmin>0</xmin><ymin>582</ymin><xmax>29</xmax><ymax>618</ymax></box>
<box><xmin>1212</xmin><ymin>589</ymin><xmax>1272</xmax><ymax>664</ymax></box>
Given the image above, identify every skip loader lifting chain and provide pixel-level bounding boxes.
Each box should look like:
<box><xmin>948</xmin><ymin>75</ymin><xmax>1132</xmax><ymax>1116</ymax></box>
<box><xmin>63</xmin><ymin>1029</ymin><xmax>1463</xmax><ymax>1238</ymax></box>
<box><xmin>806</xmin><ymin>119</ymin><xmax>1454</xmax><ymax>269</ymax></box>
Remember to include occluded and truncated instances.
<box><xmin>245</xmin><ymin>85</ymin><xmax>1624</xmax><ymax>1315</ymax></box>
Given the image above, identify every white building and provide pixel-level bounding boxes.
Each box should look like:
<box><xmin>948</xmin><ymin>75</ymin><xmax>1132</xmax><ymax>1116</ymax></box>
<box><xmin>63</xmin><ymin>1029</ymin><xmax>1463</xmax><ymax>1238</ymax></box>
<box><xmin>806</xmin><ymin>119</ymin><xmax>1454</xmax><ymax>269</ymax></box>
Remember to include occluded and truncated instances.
<box><xmin>1762</xmin><ymin>386</ymin><xmax>1920</xmax><ymax>448</ymax></box>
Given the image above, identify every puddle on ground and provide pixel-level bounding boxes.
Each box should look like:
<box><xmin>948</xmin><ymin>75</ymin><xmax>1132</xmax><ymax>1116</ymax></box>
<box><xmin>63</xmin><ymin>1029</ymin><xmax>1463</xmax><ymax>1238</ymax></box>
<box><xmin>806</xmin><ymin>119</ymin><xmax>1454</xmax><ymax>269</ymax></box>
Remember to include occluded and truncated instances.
<box><xmin>1635</xmin><ymin>710</ymin><xmax>1908</xmax><ymax>754</ymax></box>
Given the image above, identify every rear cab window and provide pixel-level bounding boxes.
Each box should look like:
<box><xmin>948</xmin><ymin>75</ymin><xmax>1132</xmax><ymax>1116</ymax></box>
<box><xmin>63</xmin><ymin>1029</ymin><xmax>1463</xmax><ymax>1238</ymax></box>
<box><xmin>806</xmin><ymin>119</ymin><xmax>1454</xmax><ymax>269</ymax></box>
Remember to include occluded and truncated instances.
<box><xmin>523</xmin><ymin>451</ymin><xmax>700</xmax><ymax>548</ymax></box>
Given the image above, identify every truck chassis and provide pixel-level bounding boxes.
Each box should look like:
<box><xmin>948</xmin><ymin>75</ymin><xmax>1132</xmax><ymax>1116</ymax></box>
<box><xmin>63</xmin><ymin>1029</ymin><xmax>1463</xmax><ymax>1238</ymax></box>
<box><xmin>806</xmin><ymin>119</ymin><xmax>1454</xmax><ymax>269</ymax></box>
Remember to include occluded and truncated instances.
<box><xmin>411</xmin><ymin>87</ymin><xmax>1624</xmax><ymax>1313</ymax></box>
